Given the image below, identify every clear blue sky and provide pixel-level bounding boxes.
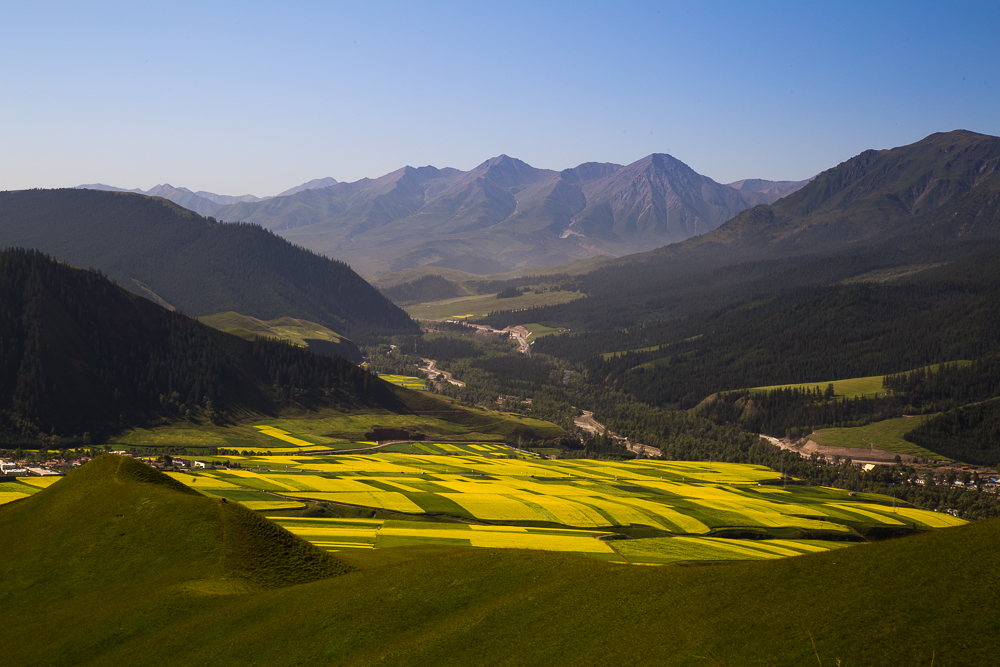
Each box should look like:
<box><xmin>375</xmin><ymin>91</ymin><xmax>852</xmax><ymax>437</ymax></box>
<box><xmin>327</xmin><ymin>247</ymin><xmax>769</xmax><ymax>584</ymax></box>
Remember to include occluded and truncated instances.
<box><xmin>2</xmin><ymin>1</ymin><xmax>998</xmax><ymax>196</ymax></box>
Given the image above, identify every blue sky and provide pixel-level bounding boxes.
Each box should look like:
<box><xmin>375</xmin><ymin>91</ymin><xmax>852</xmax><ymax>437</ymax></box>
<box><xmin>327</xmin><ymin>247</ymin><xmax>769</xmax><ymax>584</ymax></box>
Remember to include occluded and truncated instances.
<box><xmin>2</xmin><ymin>1</ymin><xmax>998</xmax><ymax>195</ymax></box>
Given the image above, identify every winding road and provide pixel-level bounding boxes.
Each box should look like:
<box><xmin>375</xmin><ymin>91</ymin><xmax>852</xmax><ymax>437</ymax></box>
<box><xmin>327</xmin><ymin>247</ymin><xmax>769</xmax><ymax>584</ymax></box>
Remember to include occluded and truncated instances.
<box><xmin>573</xmin><ymin>410</ymin><xmax>662</xmax><ymax>458</ymax></box>
<box><xmin>419</xmin><ymin>358</ymin><xmax>465</xmax><ymax>387</ymax></box>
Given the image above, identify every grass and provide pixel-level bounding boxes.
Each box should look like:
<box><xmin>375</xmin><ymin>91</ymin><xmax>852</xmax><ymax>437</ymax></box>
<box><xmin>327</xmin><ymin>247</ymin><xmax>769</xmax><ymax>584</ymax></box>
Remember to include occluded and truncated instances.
<box><xmin>744</xmin><ymin>361</ymin><xmax>972</xmax><ymax>399</ymax></box>
<box><xmin>197</xmin><ymin>311</ymin><xmax>349</xmax><ymax>346</ymax></box>
<box><xmin>404</xmin><ymin>289</ymin><xmax>585</xmax><ymax>320</ymax></box>
<box><xmin>2</xmin><ymin>456</ymin><xmax>999</xmax><ymax>664</ymax></box>
<box><xmin>811</xmin><ymin>416</ymin><xmax>949</xmax><ymax>460</ymax></box>
<box><xmin>111</xmin><ymin>396</ymin><xmax>566</xmax><ymax>450</ymax></box>
<box><xmin>523</xmin><ymin>322</ymin><xmax>563</xmax><ymax>341</ymax></box>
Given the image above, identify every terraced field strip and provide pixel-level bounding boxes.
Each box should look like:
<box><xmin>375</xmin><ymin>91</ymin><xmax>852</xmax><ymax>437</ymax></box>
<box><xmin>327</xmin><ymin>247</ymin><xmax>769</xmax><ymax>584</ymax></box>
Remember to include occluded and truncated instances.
<box><xmin>240</xmin><ymin>500</ymin><xmax>305</xmax><ymax>511</ymax></box>
<box><xmin>17</xmin><ymin>477</ymin><xmax>62</xmax><ymax>488</ymax></box>
<box><xmin>377</xmin><ymin>374</ymin><xmax>428</xmax><ymax>390</ymax></box>
<box><xmin>613</xmin><ymin>536</ymin><xmax>850</xmax><ymax>564</ymax></box>
<box><xmin>270</xmin><ymin>516</ymin><xmax>619</xmax><ymax>558</ymax></box>
<box><xmin>0</xmin><ymin>491</ymin><xmax>30</xmax><ymax>505</ymax></box>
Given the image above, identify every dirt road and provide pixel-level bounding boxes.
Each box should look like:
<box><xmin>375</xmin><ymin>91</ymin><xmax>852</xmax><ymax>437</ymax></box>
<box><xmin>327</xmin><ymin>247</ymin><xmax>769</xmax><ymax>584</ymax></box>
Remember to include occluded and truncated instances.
<box><xmin>574</xmin><ymin>410</ymin><xmax>662</xmax><ymax>458</ymax></box>
<box><xmin>418</xmin><ymin>358</ymin><xmax>465</xmax><ymax>387</ymax></box>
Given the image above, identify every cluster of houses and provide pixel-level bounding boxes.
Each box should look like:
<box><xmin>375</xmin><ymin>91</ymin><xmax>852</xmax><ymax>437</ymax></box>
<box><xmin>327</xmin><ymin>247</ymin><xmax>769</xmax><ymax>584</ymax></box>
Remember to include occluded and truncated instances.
<box><xmin>0</xmin><ymin>457</ymin><xmax>78</xmax><ymax>478</ymax></box>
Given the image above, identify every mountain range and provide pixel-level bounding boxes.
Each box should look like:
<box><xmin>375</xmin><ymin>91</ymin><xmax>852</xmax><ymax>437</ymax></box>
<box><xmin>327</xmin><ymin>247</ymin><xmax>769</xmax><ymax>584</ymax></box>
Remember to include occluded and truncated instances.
<box><xmin>78</xmin><ymin>157</ymin><xmax>808</xmax><ymax>275</ymax></box>
<box><xmin>74</xmin><ymin>177</ymin><xmax>341</xmax><ymax>217</ymax></box>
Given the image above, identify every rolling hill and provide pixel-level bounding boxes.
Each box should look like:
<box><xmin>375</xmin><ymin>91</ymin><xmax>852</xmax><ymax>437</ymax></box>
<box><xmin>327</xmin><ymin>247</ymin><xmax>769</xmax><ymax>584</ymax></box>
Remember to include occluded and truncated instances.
<box><xmin>0</xmin><ymin>188</ymin><xmax>418</xmax><ymax>337</ymax></box>
<box><xmin>207</xmin><ymin>154</ymin><xmax>804</xmax><ymax>275</ymax></box>
<box><xmin>2</xmin><ymin>454</ymin><xmax>999</xmax><ymax>665</ymax></box>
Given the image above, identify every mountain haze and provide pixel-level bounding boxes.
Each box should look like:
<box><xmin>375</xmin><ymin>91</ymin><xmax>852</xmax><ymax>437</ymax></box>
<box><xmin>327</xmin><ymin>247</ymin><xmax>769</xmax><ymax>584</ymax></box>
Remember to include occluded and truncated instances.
<box><xmin>208</xmin><ymin>154</ymin><xmax>805</xmax><ymax>274</ymax></box>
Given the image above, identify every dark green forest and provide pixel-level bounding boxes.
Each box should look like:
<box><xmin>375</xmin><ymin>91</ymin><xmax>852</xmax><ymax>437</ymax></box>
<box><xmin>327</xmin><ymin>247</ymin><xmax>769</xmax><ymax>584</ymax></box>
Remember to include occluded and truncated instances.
<box><xmin>0</xmin><ymin>249</ymin><xmax>398</xmax><ymax>445</ymax></box>
<box><xmin>0</xmin><ymin>189</ymin><xmax>418</xmax><ymax>338</ymax></box>
<box><xmin>529</xmin><ymin>245</ymin><xmax>1000</xmax><ymax>408</ymax></box>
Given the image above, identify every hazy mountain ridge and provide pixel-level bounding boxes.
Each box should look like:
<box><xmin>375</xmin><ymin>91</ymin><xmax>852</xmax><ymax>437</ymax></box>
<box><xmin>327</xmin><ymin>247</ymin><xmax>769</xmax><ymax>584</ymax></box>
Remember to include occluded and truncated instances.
<box><xmin>73</xmin><ymin>176</ymin><xmax>346</xmax><ymax>215</ymax></box>
<box><xmin>207</xmin><ymin>154</ymin><xmax>804</xmax><ymax>274</ymax></box>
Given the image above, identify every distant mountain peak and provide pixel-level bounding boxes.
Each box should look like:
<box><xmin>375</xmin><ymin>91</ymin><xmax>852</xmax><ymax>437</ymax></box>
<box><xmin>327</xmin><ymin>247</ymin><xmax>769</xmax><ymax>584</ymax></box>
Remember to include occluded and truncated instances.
<box><xmin>276</xmin><ymin>177</ymin><xmax>339</xmax><ymax>198</ymax></box>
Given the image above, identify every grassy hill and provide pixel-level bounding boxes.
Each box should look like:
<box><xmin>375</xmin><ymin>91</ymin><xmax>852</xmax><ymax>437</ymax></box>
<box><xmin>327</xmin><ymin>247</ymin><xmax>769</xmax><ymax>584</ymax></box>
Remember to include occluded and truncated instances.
<box><xmin>2</xmin><ymin>455</ymin><xmax>999</xmax><ymax>665</ymax></box>
<box><xmin>198</xmin><ymin>311</ymin><xmax>362</xmax><ymax>363</ymax></box>
<box><xmin>0</xmin><ymin>188</ymin><xmax>417</xmax><ymax>338</ymax></box>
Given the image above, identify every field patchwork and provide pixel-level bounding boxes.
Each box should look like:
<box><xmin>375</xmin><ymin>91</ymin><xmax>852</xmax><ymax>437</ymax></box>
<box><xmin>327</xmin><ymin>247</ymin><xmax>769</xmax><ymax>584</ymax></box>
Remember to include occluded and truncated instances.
<box><xmin>168</xmin><ymin>451</ymin><xmax>967</xmax><ymax>563</ymax></box>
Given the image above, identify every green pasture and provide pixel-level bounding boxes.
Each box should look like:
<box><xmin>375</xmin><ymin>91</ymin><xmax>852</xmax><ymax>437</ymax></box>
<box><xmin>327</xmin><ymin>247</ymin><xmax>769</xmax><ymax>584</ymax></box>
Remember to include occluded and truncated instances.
<box><xmin>197</xmin><ymin>311</ymin><xmax>349</xmax><ymax>347</ymax></box>
<box><xmin>745</xmin><ymin>361</ymin><xmax>972</xmax><ymax>399</ymax></box>
<box><xmin>404</xmin><ymin>289</ymin><xmax>585</xmax><ymax>320</ymax></box>
<box><xmin>523</xmin><ymin>323</ymin><xmax>563</xmax><ymax>341</ymax></box>
<box><xmin>811</xmin><ymin>416</ymin><xmax>948</xmax><ymax>460</ymax></box>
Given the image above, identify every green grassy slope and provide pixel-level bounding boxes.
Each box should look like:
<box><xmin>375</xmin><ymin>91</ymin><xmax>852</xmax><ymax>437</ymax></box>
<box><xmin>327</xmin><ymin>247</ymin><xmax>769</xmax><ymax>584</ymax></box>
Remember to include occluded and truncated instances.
<box><xmin>0</xmin><ymin>455</ymin><xmax>351</xmax><ymax>593</ymax></box>
<box><xmin>745</xmin><ymin>361</ymin><xmax>972</xmax><ymax>399</ymax></box>
<box><xmin>2</xmin><ymin>456</ymin><xmax>999</xmax><ymax>665</ymax></box>
<box><xmin>198</xmin><ymin>311</ymin><xmax>362</xmax><ymax>363</ymax></box>
<box><xmin>811</xmin><ymin>416</ymin><xmax>946</xmax><ymax>460</ymax></box>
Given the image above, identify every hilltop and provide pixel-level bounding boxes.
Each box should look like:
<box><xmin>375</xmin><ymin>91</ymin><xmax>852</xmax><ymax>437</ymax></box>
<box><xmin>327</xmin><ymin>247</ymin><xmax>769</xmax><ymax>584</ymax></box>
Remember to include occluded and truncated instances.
<box><xmin>0</xmin><ymin>454</ymin><xmax>353</xmax><ymax>651</ymax></box>
<box><xmin>1</xmin><ymin>455</ymin><xmax>998</xmax><ymax>665</ymax></box>
<box><xmin>0</xmin><ymin>188</ymin><xmax>418</xmax><ymax>338</ymax></box>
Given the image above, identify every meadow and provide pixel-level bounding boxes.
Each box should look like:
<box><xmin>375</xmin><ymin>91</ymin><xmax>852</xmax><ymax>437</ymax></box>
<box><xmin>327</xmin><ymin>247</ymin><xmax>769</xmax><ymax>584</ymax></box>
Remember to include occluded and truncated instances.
<box><xmin>811</xmin><ymin>416</ymin><xmax>946</xmax><ymax>460</ymax></box>
<box><xmin>746</xmin><ymin>361</ymin><xmax>972</xmax><ymax>399</ymax></box>
<box><xmin>404</xmin><ymin>289</ymin><xmax>585</xmax><ymax>320</ymax></box>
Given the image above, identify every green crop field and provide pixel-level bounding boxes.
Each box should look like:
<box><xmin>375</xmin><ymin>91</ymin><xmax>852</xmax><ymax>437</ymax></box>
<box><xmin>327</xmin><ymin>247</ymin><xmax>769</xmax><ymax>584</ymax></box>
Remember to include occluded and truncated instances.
<box><xmin>404</xmin><ymin>289</ymin><xmax>585</xmax><ymax>320</ymax></box>
<box><xmin>811</xmin><ymin>416</ymin><xmax>948</xmax><ymax>460</ymax></box>
<box><xmin>377</xmin><ymin>373</ymin><xmax>428</xmax><ymax>390</ymax></box>
<box><xmin>166</xmin><ymin>452</ymin><xmax>965</xmax><ymax>563</ymax></box>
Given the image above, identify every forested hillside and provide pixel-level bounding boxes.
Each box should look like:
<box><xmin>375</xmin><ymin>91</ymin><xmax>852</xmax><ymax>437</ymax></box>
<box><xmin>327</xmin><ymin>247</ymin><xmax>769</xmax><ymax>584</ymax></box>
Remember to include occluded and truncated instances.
<box><xmin>531</xmin><ymin>245</ymin><xmax>1000</xmax><ymax>407</ymax></box>
<box><xmin>0</xmin><ymin>189</ymin><xmax>417</xmax><ymax>338</ymax></box>
<box><xmin>0</xmin><ymin>249</ymin><xmax>399</xmax><ymax>444</ymax></box>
